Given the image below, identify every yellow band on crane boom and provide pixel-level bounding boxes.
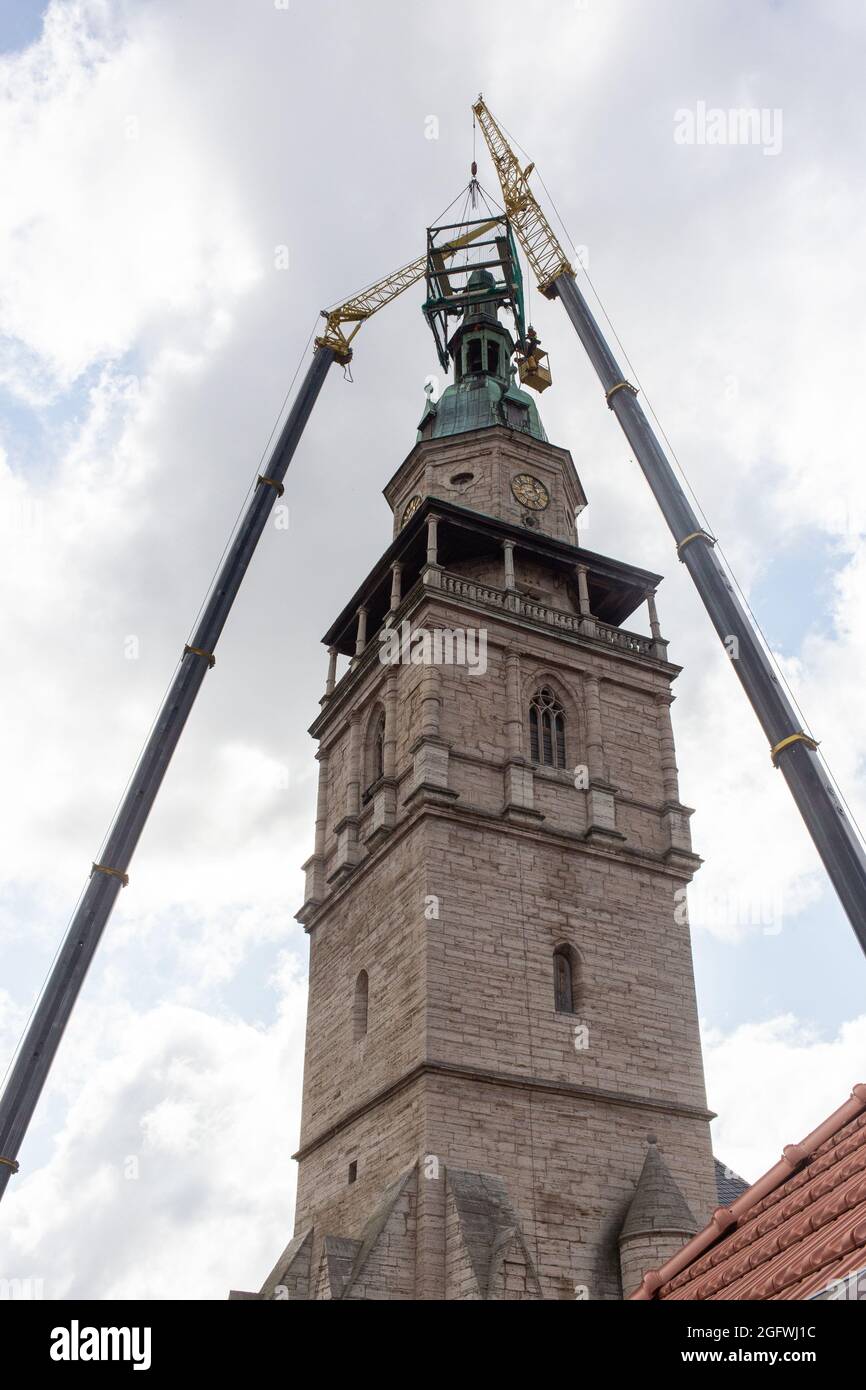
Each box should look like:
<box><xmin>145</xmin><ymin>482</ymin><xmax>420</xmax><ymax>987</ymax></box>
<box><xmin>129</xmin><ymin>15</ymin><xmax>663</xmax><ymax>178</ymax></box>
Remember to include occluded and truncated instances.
<box><xmin>676</xmin><ymin>530</ymin><xmax>716</xmax><ymax>558</ymax></box>
<box><xmin>256</xmin><ymin>474</ymin><xmax>284</xmax><ymax>497</ymax></box>
<box><xmin>770</xmin><ymin>732</ymin><xmax>819</xmax><ymax>766</ymax></box>
<box><xmin>606</xmin><ymin>380</ymin><xmax>637</xmax><ymax>407</ymax></box>
<box><xmin>0</xmin><ymin>1156</ymin><xmax>19</xmax><ymax>1173</ymax></box>
<box><xmin>91</xmin><ymin>862</ymin><xmax>129</xmax><ymax>887</ymax></box>
<box><xmin>184</xmin><ymin>644</ymin><xmax>216</xmax><ymax>669</ymax></box>
<box><xmin>472</xmin><ymin>97</ymin><xmax>573</xmax><ymax>296</ymax></box>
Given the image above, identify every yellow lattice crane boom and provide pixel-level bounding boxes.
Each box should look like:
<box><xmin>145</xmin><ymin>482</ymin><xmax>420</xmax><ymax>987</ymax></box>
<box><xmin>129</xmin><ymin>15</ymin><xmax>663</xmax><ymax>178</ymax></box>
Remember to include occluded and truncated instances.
<box><xmin>472</xmin><ymin>97</ymin><xmax>572</xmax><ymax>296</ymax></box>
<box><xmin>316</xmin><ymin>217</ymin><xmax>500</xmax><ymax>361</ymax></box>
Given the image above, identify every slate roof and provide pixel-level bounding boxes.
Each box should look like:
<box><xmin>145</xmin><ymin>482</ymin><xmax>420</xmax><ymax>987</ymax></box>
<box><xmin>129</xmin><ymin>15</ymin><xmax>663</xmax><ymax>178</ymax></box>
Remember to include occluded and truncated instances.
<box><xmin>620</xmin><ymin>1140</ymin><xmax>698</xmax><ymax>1239</ymax></box>
<box><xmin>631</xmin><ymin>1084</ymin><xmax>866</xmax><ymax>1301</ymax></box>
<box><xmin>714</xmin><ymin>1157</ymin><xmax>750</xmax><ymax>1206</ymax></box>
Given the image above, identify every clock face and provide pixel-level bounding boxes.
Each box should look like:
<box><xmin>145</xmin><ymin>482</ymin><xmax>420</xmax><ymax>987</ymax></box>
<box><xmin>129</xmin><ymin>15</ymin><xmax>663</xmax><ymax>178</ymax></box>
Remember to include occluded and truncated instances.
<box><xmin>402</xmin><ymin>494</ymin><xmax>422</xmax><ymax>525</ymax></box>
<box><xmin>511</xmin><ymin>473</ymin><xmax>550</xmax><ymax>511</ymax></box>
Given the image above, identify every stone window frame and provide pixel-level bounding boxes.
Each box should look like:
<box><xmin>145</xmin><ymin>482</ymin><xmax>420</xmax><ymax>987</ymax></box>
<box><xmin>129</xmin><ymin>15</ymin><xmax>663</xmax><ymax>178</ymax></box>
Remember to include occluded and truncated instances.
<box><xmin>529</xmin><ymin>685</ymin><xmax>567</xmax><ymax>769</ymax></box>
<box><xmin>362</xmin><ymin>702</ymin><xmax>387</xmax><ymax>798</ymax></box>
<box><xmin>552</xmin><ymin>942</ymin><xmax>580</xmax><ymax>1016</ymax></box>
<box><xmin>521</xmin><ymin>669</ymin><xmax>584</xmax><ymax>782</ymax></box>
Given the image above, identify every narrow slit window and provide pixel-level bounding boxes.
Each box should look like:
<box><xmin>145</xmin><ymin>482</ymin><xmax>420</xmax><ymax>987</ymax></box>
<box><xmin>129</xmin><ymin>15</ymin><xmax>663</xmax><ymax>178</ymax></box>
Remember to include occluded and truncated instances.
<box><xmin>553</xmin><ymin>946</ymin><xmax>576</xmax><ymax>1014</ymax></box>
<box><xmin>353</xmin><ymin>970</ymin><xmax>368</xmax><ymax>1041</ymax></box>
<box><xmin>373</xmin><ymin>711</ymin><xmax>385</xmax><ymax>784</ymax></box>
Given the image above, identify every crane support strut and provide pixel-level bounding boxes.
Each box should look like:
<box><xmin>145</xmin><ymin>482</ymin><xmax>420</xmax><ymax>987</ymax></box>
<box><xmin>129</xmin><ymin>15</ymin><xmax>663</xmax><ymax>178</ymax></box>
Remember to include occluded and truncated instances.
<box><xmin>472</xmin><ymin>96</ymin><xmax>866</xmax><ymax>955</ymax></box>
<box><xmin>0</xmin><ymin>343</ymin><xmax>337</xmax><ymax>1202</ymax></box>
<box><xmin>552</xmin><ymin>265</ymin><xmax>866</xmax><ymax>951</ymax></box>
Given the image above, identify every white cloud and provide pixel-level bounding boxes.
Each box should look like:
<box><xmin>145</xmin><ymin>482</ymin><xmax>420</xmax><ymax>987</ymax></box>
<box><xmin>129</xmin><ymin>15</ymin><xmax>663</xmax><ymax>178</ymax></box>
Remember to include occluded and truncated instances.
<box><xmin>704</xmin><ymin>1013</ymin><xmax>866</xmax><ymax>1184</ymax></box>
<box><xmin>0</xmin><ymin>0</ymin><xmax>260</xmax><ymax>396</ymax></box>
<box><xmin>0</xmin><ymin>952</ymin><xmax>306</xmax><ymax>1299</ymax></box>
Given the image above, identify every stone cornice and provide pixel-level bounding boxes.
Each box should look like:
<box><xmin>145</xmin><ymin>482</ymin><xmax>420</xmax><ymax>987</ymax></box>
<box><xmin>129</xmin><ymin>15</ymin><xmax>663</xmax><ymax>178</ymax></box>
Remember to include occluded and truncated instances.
<box><xmin>296</xmin><ymin>789</ymin><xmax>701</xmax><ymax>934</ymax></box>
<box><xmin>292</xmin><ymin>1059</ymin><xmax>715</xmax><ymax>1161</ymax></box>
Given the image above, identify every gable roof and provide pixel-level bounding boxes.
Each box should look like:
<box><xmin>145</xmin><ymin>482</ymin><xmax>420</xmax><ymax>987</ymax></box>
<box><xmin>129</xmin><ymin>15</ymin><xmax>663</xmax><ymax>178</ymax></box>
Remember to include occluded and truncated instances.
<box><xmin>631</xmin><ymin>1083</ymin><xmax>866</xmax><ymax>1301</ymax></box>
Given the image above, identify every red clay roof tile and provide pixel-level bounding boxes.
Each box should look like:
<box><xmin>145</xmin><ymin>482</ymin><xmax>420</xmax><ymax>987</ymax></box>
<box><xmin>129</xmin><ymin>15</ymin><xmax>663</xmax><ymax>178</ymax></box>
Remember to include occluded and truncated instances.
<box><xmin>629</xmin><ymin>1084</ymin><xmax>866</xmax><ymax>1301</ymax></box>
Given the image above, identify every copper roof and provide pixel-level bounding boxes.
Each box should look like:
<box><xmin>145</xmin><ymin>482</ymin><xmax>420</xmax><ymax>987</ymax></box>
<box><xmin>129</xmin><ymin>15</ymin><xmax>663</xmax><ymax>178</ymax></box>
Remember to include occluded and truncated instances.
<box><xmin>630</xmin><ymin>1083</ymin><xmax>866</xmax><ymax>1301</ymax></box>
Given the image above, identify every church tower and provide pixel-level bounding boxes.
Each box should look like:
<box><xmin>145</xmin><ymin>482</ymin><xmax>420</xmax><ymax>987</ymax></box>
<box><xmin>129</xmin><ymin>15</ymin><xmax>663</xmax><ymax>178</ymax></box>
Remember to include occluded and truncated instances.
<box><xmin>241</xmin><ymin>224</ymin><xmax>718</xmax><ymax>1301</ymax></box>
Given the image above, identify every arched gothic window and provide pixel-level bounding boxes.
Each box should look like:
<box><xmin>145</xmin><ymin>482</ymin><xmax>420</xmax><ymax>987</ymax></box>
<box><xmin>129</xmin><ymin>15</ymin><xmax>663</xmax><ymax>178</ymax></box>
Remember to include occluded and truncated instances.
<box><xmin>353</xmin><ymin>970</ymin><xmax>369</xmax><ymax>1040</ymax></box>
<box><xmin>553</xmin><ymin>945</ymin><xmax>577</xmax><ymax>1014</ymax></box>
<box><xmin>529</xmin><ymin>687</ymin><xmax>566</xmax><ymax>768</ymax></box>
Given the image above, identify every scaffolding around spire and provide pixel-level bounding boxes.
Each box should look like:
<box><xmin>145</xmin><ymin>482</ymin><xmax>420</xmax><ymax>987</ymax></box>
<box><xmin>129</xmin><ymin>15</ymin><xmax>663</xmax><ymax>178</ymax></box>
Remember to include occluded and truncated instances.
<box><xmin>422</xmin><ymin>214</ymin><xmax>526</xmax><ymax>373</ymax></box>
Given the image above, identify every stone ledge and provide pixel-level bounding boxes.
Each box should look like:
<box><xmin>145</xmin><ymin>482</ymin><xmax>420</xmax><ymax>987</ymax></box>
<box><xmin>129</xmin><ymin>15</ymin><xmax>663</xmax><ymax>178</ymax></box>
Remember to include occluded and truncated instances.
<box><xmin>292</xmin><ymin>1058</ymin><xmax>716</xmax><ymax>1161</ymax></box>
<box><xmin>297</xmin><ymin>794</ymin><xmax>702</xmax><ymax>932</ymax></box>
<box><xmin>402</xmin><ymin>782</ymin><xmax>459</xmax><ymax>807</ymax></box>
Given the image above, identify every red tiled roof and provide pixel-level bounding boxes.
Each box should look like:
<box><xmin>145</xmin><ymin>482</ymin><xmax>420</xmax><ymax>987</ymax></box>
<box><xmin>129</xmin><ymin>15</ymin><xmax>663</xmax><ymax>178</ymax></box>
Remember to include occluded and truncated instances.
<box><xmin>630</xmin><ymin>1083</ymin><xmax>866</xmax><ymax>1301</ymax></box>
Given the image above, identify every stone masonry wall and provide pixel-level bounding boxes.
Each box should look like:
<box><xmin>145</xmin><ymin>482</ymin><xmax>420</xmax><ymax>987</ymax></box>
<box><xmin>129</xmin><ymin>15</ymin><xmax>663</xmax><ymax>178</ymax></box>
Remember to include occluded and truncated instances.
<box><xmin>290</xmin><ymin>442</ymin><xmax>713</xmax><ymax>1297</ymax></box>
<box><xmin>425</xmin><ymin>1073</ymin><xmax>715</xmax><ymax>1300</ymax></box>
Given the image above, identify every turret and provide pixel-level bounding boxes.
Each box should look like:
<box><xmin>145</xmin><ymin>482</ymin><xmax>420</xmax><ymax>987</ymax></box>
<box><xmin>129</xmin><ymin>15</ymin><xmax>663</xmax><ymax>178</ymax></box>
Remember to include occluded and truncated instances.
<box><xmin>618</xmin><ymin>1135</ymin><xmax>699</xmax><ymax>1297</ymax></box>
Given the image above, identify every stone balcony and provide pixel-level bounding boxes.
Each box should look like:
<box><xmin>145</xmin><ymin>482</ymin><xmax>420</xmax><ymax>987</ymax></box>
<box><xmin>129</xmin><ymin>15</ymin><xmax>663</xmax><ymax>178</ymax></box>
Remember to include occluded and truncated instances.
<box><xmin>319</xmin><ymin>564</ymin><xmax>671</xmax><ymax>722</ymax></box>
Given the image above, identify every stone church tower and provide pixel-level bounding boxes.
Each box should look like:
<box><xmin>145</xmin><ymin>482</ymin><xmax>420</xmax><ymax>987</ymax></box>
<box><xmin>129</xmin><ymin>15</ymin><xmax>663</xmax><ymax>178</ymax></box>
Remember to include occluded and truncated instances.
<box><xmin>234</xmin><ymin>268</ymin><xmax>718</xmax><ymax>1301</ymax></box>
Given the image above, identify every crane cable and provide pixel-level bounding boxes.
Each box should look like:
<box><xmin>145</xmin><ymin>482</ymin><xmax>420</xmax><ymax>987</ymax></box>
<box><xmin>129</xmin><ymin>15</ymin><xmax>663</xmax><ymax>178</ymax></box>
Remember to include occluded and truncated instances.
<box><xmin>493</xmin><ymin>117</ymin><xmax>866</xmax><ymax>857</ymax></box>
<box><xmin>428</xmin><ymin>179</ymin><xmax>505</xmax><ymax>288</ymax></box>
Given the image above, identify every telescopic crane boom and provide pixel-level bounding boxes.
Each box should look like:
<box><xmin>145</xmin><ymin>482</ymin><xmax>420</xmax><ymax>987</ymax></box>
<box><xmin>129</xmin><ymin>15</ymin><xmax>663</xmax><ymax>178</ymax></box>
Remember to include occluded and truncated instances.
<box><xmin>0</xmin><ymin>217</ymin><xmax>497</xmax><ymax>1204</ymax></box>
<box><xmin>472</xmin><ymin>96</ymin><xmax>866</xmax><ymax>955</ymax></box>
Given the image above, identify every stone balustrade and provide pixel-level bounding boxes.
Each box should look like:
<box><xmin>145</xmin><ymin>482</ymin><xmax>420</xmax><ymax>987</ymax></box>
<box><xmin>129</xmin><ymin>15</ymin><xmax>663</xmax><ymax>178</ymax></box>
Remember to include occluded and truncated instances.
<box><xmin>437</xmin><ymin>570</ymin><xmax>656</xmax><ymax>657</ymax></box>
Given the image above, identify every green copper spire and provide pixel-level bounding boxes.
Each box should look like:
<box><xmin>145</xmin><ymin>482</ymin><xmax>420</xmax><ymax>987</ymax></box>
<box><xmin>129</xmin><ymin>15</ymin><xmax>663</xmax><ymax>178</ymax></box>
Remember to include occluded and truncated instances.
<box><xmin>418</xmin><ymin>270</ymin><xmax>547</xmax><ymax>444</ymax></box>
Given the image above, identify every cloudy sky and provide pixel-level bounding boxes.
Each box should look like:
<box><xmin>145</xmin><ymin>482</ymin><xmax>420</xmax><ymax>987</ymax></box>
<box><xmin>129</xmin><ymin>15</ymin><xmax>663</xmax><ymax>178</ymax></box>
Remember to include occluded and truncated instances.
<box><xmin>1</xmin><ymin>0</ymin><xmax>865</xmax><ymax>1300</ymax></box>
